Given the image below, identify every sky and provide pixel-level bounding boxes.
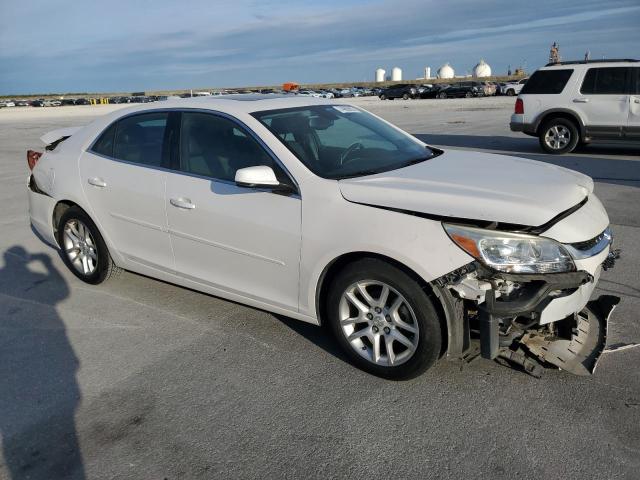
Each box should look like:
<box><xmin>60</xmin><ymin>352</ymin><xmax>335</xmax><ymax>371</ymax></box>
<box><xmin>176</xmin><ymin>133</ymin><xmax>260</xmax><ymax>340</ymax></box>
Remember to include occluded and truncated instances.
<box><xmin>0</xmin><ymin>0</ymin><xmax>639</xmax><ymax>95</ymax></box>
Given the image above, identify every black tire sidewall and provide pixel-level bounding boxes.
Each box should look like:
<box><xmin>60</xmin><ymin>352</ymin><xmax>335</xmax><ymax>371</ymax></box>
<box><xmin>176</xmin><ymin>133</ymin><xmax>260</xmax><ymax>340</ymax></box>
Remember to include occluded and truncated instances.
<box><xmin>326</xmin><ymin>259</ymin><xmax>442</xmax><ymax>380</ymax></box>
<box><xmin>57</xmin><ymin>207</ymin><xmax>112</xmax><ymax>284</ymax></box>
<box><xmin>539</xmin><ymin>118</ymin><xmax>579</xmax><ymax>154</ymax></box>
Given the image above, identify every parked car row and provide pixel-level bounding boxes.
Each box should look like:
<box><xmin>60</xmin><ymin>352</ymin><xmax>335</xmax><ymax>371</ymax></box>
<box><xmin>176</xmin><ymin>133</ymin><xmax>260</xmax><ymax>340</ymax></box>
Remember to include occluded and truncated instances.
<box><xmin>379</xmin><ymin>81</ymin><xmax>502</xmax><ymax>100</ymax></box>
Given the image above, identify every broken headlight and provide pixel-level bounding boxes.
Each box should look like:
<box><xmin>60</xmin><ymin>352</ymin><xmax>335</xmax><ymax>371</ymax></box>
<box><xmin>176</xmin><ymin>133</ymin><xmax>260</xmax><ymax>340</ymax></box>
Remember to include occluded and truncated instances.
<box><xmin>443</xmin><ymin>224</ymin><xmax>575</xmax><ymax>274</ymax></box>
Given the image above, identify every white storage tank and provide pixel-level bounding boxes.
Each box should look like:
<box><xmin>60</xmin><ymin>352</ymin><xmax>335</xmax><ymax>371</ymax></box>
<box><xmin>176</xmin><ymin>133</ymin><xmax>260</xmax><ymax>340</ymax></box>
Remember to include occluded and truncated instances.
<box><xmin>437</xmin><ymin>63</ymin><xmax>455</xmax><ymax>79</ymax></box>
<box><xmin>472</xmin><ymin>59</ymin><xmax>492</xmax><ymax>78</ymax></box>
<box><xmin>424</xmin><ymin>67</ymin><xmax>431</xmax><ymax>79</ymax></box>
<box><xmin>391</xmin><ymin>67</ymin><xmax>402</xmax><ymax>81</ymax></box>
<box><xmin>375</xmin><ymin>68</ymin><xmax>386</xmax><ymax>82</ymax></box>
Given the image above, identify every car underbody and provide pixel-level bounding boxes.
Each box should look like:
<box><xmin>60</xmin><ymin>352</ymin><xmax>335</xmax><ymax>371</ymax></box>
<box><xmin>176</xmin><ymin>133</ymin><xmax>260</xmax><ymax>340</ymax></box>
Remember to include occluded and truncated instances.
<box><xmin>434</xmin><ymin>254</ymin><xmax>621</xmax><ymax>377</ymax></box>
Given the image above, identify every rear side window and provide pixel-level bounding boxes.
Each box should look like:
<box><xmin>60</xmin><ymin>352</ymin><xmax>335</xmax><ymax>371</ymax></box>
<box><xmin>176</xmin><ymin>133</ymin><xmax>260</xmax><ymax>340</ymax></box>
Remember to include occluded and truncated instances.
<box><xmin>580</xmin><ymin>67</ymin><xmax>629</xmax><ymax>94</ymax></box>
<box><xmin>91</xmin><ymin>123</ymin><xmax>116</xmax><ymax>157</ymax></box>
<box><xmin>113</xmin><ymin>112</ymin><xmax>169</xmax><ymax>166</ymax></box>
<box><xmin>520</xmin><ymin>69</ymin><xmax>573</xmax><ymax>94</ymax></box>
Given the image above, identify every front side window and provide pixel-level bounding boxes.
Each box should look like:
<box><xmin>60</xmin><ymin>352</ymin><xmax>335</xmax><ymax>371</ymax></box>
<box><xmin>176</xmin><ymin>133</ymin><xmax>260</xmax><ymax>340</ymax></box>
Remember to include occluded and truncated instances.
<box><xmin>581</xmin><ymin>67</ymin><xmax>629</xmax><ymax>95</ymax></box>
<box><xmin>179</xmin><ymin>112</ymin><xmax>276</xmax><ymax>182</ymax></box>
<box><xmin>113</xmin><ymin>112</ymin><xmax>169</xmax><ymax>166</ymax></box>
<box><xmin>520</xmin><ymin>69</ymin><xmax>573</xmax><ymax>94</ymax></box>
<box><xmin>252</xmin><ymin>105</ymin><xmax>436</xmax><ymax>179</ymax></box>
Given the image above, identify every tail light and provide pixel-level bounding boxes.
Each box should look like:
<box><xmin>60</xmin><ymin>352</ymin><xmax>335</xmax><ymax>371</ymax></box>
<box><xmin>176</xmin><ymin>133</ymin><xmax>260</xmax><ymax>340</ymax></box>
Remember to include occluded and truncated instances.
<box><xmin>514</xmin><ymin>98</ymin><xmax>524</xmax><ymax>115</ymax></box>
<box><xmin>27</xmin><ymin>150</ymin><xmax>42</xmax><ymax>170</ymax></box>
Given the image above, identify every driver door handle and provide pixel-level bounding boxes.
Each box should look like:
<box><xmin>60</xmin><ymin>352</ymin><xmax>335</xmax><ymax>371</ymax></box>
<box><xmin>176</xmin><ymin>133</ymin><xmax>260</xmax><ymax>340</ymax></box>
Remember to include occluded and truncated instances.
<box><xmin>170</xmin><ymin>197</ymin><xmax>196</xmax><ymax>210</ymax></box>
<box><xmin>573</xmin><ymin>98</ymin><xmax>589</xmax><ymax>103</ymax></box>
<box><xmin>88</xmin><ymin>177</ymin><xmax>107</xmax><ymax>188</ymax></box>
<box><xmin>633</xmin><ymin>98</ymin><xmax>640</xmax><ymax>104</ymax></box>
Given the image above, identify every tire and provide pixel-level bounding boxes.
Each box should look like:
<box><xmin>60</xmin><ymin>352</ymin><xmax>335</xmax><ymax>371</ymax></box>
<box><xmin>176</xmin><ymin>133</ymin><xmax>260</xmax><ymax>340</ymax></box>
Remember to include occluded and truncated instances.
<box><xmin>538</xmin><ymin>117</ymin><xmax>579</xmax><ymax>154</ymax></box>
<box><xmin>326</xmin><ymin>258</ymin><xmax>442</xmax><ymax>380</ymax></box>
<box><xmin>464</xmin><ymin>91</ymin><xmax>473</xmax><ymax>98</ymax></box>
<box><xmin>402</xmin><ymin>93</ymin><xmax>409</xmax><ymax>100</ymax></box>
<box><xmin>506</xmin><ymin>89</ymin><xmax>515</xmax><ymax>96</ymax></box>
<box><xmin>379</xmin><ymin>94</ymin><xmax>386</xmax><ymax>100</ymax></box>
<box><xmin>57</xmin><ymin>206</ymin><xmax>122</xmax><ymax>284</ymax></box>
<box><xmin>438</xmin><ymin>92</ymin><xmax>447</xmax><ymax>99</ymax></box>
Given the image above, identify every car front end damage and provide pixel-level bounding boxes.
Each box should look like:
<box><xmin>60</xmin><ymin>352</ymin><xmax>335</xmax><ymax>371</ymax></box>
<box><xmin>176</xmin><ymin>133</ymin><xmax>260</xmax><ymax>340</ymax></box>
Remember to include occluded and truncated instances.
<box><xmin>433</xmin><ymin>223</ymin><xmax>620</xmax><ymax>377</ymax></box>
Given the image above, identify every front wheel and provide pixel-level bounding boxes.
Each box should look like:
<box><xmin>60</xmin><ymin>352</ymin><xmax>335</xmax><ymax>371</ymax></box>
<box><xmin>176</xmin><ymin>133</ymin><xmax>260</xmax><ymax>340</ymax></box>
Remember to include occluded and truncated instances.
<box><xmin>539</xmin><ymin>118</ymin><xmax>579</xmax><ymax>154</ymax></box>
<box><xmin>379</xmin><ymin>94</ymin><xmax>386</xmax><ymax>100</ymax></box>
<box><xmin>327</xmin><ymin>259</ymin><xmax>442</xmax><ymax>379</ymax></box>
<box><xmin>402</xmin><ymin>93</ymin><xmax>409</xmax><ymax>100</ymax></box>
<box><xmin>438</xmin><ymin>92</ymin><xmax>447</xmax><ymax>99</ymax></box>
<box><xmin>58</xmin><ymin>206</ymin><xmax>122</xmax><ymax>284</ymax></box>
<box><xmin>464</xmin><ymin>91</ymin><xmax>473</xmax><ymax>98</ymax></box>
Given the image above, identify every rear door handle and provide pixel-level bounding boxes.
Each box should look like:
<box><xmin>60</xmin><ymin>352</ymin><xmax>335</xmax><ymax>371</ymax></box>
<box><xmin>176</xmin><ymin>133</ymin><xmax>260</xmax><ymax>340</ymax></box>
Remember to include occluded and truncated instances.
<box><xmin>633</xmin><ymin>98</ymin><xmax>640</xmax><ymax>104</ymax></box>
<box><xmin>170</xmin><ymin>197</ymin><xmax>196</xmax><ymax>210</ymax></box>
<box><xmin>573</xmin><ymin>98</ymin><xmax>590</xmax><ymax>103</ymax></box>
<box><xmin>88</xmin><ymin>177</ymin><xmax>107</xmax><ymax>188</ymax></box>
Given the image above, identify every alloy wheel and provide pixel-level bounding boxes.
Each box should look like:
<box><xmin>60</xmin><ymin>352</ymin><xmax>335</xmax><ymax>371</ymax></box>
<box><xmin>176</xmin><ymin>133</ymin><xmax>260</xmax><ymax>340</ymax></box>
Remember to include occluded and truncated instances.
<box><xmin>62</xmin><ymin>219</ymin><xmax>98</xmax><ymax>275</ymax></box>
<box><xmin>544</xmin><ymin>125</ymin><xmax>571</xmax><ymax>150</ymax></box>
<box><xmin>338</xmin><ymin>280</ymin><xmax>420</xmax><ymax>367</ymax></box>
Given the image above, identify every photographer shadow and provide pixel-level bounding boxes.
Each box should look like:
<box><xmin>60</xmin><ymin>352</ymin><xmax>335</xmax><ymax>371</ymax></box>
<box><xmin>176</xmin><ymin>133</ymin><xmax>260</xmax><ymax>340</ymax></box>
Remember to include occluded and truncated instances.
<box><xmin>0</xmin><ymin>246</ymin><xmax>85</xmax><ymax>480</ymax></box>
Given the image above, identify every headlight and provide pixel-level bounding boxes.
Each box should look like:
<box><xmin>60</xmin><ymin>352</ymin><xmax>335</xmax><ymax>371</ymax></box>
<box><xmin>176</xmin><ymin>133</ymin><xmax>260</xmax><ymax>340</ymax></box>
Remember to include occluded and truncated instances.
<box><xmin>443</xmin><ymin>224</ymin><xmax>575</xmax><ymax>274</ymax></box>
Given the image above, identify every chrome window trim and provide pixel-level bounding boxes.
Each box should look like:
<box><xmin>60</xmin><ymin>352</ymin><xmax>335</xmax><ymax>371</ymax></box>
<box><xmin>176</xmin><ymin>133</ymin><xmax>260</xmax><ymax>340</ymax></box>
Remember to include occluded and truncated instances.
<box><xmin>85</xmin><ymin>107</ymin><xmax>301</xmax><ymax>197</ymax></box>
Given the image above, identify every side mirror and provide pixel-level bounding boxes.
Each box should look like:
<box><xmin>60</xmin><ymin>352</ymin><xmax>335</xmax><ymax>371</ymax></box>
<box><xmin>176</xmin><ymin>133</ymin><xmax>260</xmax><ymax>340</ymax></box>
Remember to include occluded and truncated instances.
<box><xmin>235</xmin><ymin>165</ymin><xmax>293</xmax><ymax>192</ymax></box>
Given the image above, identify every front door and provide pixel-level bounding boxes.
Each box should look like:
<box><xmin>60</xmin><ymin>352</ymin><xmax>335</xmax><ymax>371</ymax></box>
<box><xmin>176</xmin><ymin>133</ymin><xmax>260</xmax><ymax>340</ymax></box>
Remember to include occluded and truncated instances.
<box><xmin>165</xmin><ymin>111</ymin><xmax>301</xmax><ymax>311</ymax></box>
<box><xmin>80</xmin><ymin>111</ymin><xmax>175</xmax><ymax>271</ymax></box>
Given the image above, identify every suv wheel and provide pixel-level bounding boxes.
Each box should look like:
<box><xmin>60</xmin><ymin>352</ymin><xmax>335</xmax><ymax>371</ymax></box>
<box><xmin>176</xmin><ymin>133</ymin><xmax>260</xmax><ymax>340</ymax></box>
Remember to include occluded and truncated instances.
<box><xmin>506</xmin><ymin>89</ymin><xmax>515</xmax><ymax>96</ymax></box>
<box><xmin>539</xmin><ymin>118</ymin><xmax>579</xmax><ymax>154</ymax></box>
<box><xmin>438</xmin><ymin>92</ymin><xmax>447</xmax><ymax>99</ymax></box>
<box><xmin>327</xmin><ymin>258</ymin><xmax>442</xmax><ymax>379</ymax></box>
<box><xmin>379</xmin><ymin>94</ymin><xmax>386</xmax><ymax>100</ymax></box>
<box><xmin>402</xmin><ymin>93</ymin><xmax>409</xmax><ymax>100</ymax></box>
<box><xmin>58</xmin><ymin>206</ymin><xmax>122</xmax><ymax>284</ymax></box>
<box><xmin>464</xmin><ymin>91</ymin><xmax>473</xmax><ymax>98</ymax></box>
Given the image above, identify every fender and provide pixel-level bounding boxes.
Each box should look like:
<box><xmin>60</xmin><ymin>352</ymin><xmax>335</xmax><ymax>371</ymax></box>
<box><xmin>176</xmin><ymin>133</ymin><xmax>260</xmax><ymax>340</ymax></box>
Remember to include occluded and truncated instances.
<box><xmin>532</xmin><ymin>108</ymin><xmax>587</xmax><ymax>137</ymax></box>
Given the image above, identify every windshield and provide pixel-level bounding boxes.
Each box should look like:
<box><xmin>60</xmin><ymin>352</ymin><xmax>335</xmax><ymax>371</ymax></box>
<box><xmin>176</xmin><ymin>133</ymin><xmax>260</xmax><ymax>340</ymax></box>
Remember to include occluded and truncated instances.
<box><xmin>252</xmin><ymin>105</ymin><xmax>436</xmax><ymax>179</ymax></box>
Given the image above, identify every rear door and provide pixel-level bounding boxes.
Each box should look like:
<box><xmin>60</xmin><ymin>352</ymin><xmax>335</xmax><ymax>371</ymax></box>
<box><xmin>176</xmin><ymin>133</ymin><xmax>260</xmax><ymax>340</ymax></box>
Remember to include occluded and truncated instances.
<box><xmin>574</xmin><ymin>66</ymin><xmax>630</xmax><ymax>139</ymax></box>
<box><xmin>164</xmin><ymin>111</ymin><xmax>302</xmax><ymax>310</ymax></box>
<box><xmin>628</xmin><ymin>67</ymin><xmax>640</xmax><ymax>140</ymax></box>
<box><xmin>80</xmin><ymin>111</ymin><xmax>176</xmax><ymax>271</ymax></box>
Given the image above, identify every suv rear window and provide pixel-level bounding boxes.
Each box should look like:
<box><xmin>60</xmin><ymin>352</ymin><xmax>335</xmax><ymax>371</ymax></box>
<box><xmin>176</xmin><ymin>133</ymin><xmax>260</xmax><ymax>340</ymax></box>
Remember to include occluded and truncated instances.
<box><xmin>581</xmin><ymin>67</ymin><xmax>629</xmax><ymax>94</ymax></box>
<box><xmin>520</xmin><ymin>69</ymin><xmax>573</xmax><ymax>94</ymax></box>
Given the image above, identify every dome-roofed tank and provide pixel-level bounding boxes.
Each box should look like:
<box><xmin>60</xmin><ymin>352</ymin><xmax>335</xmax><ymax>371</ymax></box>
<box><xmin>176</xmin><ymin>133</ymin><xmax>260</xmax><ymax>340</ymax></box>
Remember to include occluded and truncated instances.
<box><xmin>375</xmin><ymin>68</ymin><xmax>386</xmax><ymax>82</ymax></box>
<box><xmin>472</xmin><ymin>59</ymin><xmax>492</xmax><ymax>78</ymax></box>
<box><xmin>391</xmin><ymin>67</ymin><xmax>402</xmax><ymax>81</ymax></box>
<box><xmin>437</xmin><ymin>63</ymin><xmax>455</xmax><ymax>79</ymax></box>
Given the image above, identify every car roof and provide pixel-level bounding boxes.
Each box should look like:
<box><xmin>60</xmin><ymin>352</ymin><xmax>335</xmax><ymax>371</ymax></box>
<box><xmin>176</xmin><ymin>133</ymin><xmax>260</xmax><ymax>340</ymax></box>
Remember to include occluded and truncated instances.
<box><xmin>104</xmin><ymin>94</ymin><xmax>335</xmax><ymax>118</ymax></box>
<box><xmin>540</xmin><ymin>59</ymin><xmax>639</xmax><ymax>70</ymax></box>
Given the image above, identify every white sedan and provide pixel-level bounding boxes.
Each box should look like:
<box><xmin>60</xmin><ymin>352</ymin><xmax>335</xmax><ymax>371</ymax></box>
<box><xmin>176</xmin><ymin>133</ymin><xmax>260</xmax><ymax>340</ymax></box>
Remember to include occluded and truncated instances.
<box><xmin>27</xmin><ymin>95</ymin><xmax>619</xmax><ymax>379</ymax></box>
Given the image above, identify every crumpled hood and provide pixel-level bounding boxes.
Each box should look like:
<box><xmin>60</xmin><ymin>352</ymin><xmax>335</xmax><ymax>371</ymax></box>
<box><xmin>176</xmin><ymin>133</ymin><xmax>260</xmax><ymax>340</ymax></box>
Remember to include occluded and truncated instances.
<box><xmin>339</xmin><ymin>150</ymin><xmax>593</xmax><ymax>227</ymax></box>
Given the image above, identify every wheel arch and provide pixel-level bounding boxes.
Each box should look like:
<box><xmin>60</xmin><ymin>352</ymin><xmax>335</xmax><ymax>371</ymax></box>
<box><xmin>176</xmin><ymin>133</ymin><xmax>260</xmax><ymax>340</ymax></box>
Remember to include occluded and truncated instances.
<box><xmin>533</xmin><ymin>109</ymin><xmax>586</xmax><ymax>138</ymax></box>
<box><xmin>315</xmin><ymin>251</ymin><xmax>454</xmax><ymax>357</ymax></box>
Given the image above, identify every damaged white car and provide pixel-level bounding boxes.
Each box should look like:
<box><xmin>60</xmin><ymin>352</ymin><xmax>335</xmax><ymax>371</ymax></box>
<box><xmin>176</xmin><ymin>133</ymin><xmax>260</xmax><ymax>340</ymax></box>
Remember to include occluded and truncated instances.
<box><xmin>27</xmin><ymin>96</ymin><xmax>619</xmax><ymax>379</ymax></box>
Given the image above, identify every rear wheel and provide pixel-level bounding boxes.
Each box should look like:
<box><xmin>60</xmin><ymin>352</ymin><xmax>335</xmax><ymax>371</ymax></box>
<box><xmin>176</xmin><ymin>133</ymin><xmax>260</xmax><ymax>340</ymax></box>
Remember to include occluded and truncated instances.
<box><xmin>438</xmin><ymin>92</ymin><xmax>447</xmax><ymax>99</ymax></box>
<box><xmin>379</xmin><ymin>94</ymin><xmax>386</xmax><ymax>100</ymax></box>
<box><xmin>327</xmin><ymin>259</ymin><xmax>442</xmax><ymax>379</ymax></box>
<box><xmin>506</xmin><ymin>89</ymin><xmax>515</xmax><ymax>96</ymax></box>
<box><xmin>464</xmin><ymin>91</ymin><xmax>473</xmax><ymax>98</ymax></box>
<box><xmin>402</xmin><ymin>93</ymin><xmax>409</xmax><ymax>100</ymax></box>
<box><xmin>58</xmin><ymin>206</ymin><xmax>121</xmax><ymax>284</ymax></box>
<box><xmin>538</xmin><ymin>117</ymin><xmax>579</xmax><ymax>154</ymax></box>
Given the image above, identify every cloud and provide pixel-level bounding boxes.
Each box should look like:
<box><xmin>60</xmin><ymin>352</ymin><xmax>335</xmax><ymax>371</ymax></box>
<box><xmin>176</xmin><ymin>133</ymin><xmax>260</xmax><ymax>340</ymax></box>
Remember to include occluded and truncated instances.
<box><xmin>0</xmin><ymin>0</ymin><xmax>638</xmax><ymax>93</ymax></box>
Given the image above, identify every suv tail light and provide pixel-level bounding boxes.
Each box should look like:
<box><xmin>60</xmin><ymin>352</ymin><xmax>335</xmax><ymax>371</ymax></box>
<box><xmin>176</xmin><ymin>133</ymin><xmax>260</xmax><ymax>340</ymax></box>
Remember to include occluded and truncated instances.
<box><xmin>27</xmin><ymin>150</ymin><xmax>42</xmax><ymax>170</ymax></box>
<box><xmin>514</xmin><ymin>98</ymin><xmax>524</xmax><ymax>115</ymax></box>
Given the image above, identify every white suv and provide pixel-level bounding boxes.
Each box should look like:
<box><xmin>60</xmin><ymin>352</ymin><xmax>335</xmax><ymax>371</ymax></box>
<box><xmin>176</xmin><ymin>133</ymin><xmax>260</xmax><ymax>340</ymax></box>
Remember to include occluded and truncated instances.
<box><xmin>28</xmin><ymin>95</ymin><xmax>619</xmax><ymax>379</ymax></box>
<box><xmin>501</xmin><ymin>78</ymin><xmax>528</xmax><ymax>96</ymax></box>
<box><xmin>510</xmin><ymin>59</ymin><xmax>640</xmax><ymax>154</ymax></box>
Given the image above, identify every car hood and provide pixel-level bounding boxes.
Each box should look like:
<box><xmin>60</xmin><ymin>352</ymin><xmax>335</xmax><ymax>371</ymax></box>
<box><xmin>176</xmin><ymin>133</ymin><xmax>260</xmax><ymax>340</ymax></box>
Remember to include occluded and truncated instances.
<box><xmin>338</xmin><ymin>150</ymin><xmax>593</xmax><ymax>227</ymax></box>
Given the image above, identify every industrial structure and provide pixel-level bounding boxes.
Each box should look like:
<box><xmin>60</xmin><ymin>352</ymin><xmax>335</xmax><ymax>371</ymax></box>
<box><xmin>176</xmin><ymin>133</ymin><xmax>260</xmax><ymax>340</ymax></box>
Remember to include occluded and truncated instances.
<box><xmin>437</xmin><ymin>63</ymin><xmax>455</xmax><ymax>79</ymax></box>
<box><xmin>375</xmin><ymin>68</ymin><xmax>386</xmax><ymax>82</ymax></box>
<box><xmin>472</xmin><ymin>59</ymin><xmax>492</xmax><ymax>78</ymax></box>
<box><xmin>391</xmin><ymin>67</ymin><xmax>402</xmax><ymax>81</ymax></box>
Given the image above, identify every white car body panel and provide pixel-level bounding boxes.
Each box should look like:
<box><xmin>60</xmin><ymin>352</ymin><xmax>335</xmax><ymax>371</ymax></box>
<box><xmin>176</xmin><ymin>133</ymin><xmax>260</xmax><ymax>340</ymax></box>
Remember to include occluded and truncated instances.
<box><xmin>339</xmin><ymin>151</ymin><xmax>593</xmax><ymax>227</ymax></box>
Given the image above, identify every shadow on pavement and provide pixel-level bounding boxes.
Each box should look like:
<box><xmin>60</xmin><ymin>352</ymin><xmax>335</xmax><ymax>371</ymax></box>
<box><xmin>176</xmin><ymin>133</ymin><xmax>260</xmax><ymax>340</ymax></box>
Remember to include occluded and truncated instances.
<box><xmin>0</xmin><ymin>246</ymin><xmax>85</xmax><ymax>480</ymax></box>
<box><xmin>416</xmin><ymin>133</ymin><xmax>640</xmax><ymax>187</ymax></box>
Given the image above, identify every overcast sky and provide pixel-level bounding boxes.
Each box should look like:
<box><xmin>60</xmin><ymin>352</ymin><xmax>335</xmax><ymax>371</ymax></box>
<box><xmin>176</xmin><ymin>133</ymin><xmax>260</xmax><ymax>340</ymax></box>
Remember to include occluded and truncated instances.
<box><xmin>1</xmin><ymin>0</ymin><xmax>638</xmax><ymax>94</ymax></box>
